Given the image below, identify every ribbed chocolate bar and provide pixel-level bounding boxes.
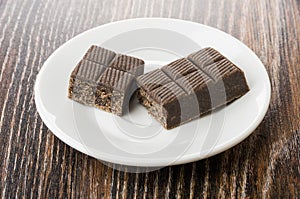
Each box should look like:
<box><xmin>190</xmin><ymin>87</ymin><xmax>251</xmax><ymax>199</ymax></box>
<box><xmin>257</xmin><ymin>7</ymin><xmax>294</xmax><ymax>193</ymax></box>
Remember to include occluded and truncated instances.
<box><xmin>137</xmin><ymin>47</ymin><xmax>249</xmax><ymax>129</ymax></box>
<box><xmin>68</xmin><ymin>45</ymin><xmax>144</xmax><ymax>115</ymax></box>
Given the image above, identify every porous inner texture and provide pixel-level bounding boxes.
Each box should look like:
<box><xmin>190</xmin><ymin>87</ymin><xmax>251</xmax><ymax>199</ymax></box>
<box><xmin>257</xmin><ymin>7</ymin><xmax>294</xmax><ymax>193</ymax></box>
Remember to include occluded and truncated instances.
<box><xmin>69</xmin><ymin>78</ymin><xmax>96</xmax><ymax>106</ymax></box>
<box><xmin>137</xmin><ymin>89</ymin><xmax>167</xmax><ymax>128</ymax></box>
<box><xmin>95</xmin><ymin>86</ymin><xmax>124</xmax><ymax>115</ymax></box>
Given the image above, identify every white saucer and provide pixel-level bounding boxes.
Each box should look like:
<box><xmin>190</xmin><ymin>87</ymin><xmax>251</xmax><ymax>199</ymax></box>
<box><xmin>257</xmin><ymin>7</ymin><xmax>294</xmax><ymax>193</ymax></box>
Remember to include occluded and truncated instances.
<box><xmin>34</xmin><ymin>18</ymin><xmax>271</xmax><ymax>167</ymax></box>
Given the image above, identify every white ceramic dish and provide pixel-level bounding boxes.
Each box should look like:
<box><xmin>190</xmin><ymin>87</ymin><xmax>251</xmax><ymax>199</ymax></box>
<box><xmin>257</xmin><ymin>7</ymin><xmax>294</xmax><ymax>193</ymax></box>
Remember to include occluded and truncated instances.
<box><xmin>34</xmin><ymin>18</ymin><xmax>271</xmax><ymax>167</ymax></box>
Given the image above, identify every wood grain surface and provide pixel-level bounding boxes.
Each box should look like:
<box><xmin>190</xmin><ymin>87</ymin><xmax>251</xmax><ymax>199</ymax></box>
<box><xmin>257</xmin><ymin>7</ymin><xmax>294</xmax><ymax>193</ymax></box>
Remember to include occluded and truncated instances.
<box><xmin>0</xmin><ymin>0</ymin><xmax>299</xmax><ymax>198</ymax></box>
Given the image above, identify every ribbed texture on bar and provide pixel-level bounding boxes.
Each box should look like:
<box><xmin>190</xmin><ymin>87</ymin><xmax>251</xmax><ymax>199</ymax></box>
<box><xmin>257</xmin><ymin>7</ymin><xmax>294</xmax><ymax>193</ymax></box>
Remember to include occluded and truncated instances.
<box><xmin>71</xmin><ymin>60</ymin><xmax>106</xmax><ymax>82</ymax></box>
<box><xmin>110</xmin><ymin>54</ymin><xmax>144</xmax><ymax>76</ymax></box>
<box><xmin>136</xmin><ymin>69</ymin><xmax>172</xmax><ymax>92</ymax></box>
<box><xmin>150</xmin><ymin>82</ymin><xmax>186</xmax><ymax>105</ymax></box>
<box><xmin>201</xmin><ymin>59</ymin><xmax>238</xmax><ymax>80</ymax></box>
<box><xmin>161</xmin><ymin>58</ymin><xmax>198</xmax><ymax>80</ymax></box>
<box><xmin>83</xmin><ymin>45</ymin><xmax>116</xmax><ymax>66</ymax></box>
<box><xmin>98</xmin><ymin>68</ymin><xmax>134</xmax><ymax>91</ymax></box>
<box><xmin>176</xmin><ymin>70</ymin><xmax>211</xmax><ymax>94</ymax></box>
<box><xmin>188</xmin><ymin>47</ymin><xmax>225</xmax><ymax>67</ymax></box>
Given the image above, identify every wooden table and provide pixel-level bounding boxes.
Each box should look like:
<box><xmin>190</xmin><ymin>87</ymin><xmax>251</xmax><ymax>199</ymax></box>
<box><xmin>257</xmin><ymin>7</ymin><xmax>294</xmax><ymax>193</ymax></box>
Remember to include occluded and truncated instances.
<box><xmin>0</xmin><ymin>0</ymin><xmax>299</xmax><ymax>198</ymax></box>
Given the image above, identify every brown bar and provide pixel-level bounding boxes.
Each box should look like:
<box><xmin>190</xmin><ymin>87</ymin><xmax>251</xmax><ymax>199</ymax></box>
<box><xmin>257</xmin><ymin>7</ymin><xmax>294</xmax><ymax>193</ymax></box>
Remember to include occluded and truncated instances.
<box><xmin>137</xmin><ymin>47</ymin><xmax>249</xmax><ymax>129</ymax></box>
<box><xmin>68</xmin><ymin>45</ymin><xmax>144</xmax><ymax>115</ymax></box>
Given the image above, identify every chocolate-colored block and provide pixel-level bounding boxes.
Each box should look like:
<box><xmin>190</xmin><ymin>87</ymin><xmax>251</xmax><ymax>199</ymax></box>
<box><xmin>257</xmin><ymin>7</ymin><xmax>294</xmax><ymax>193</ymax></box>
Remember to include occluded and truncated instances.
<box><xmin>161</xmin><ymin>58</ymin><xmax>198</xmax><ymax>80</ymax></box>
<box><xmin>110</xmin><ymin>54</ymin><xmax>144</xmax><ymax>76</ymax></box>
<box><xmin>138</xmin><ymin>81</ymin><xmax>188</xmax><ymax>129</ymax></box>
<box><xmin>187</xmin><ymin>47</ymin><xmax>225</xmax><ymax>67</ymax></box>
<box><xmin>137</xmin><ymin>69</ymin><xmax>172</xmax><ymax>93</ymax></box>
<box><xmin>68</xmin><ymin>59</ymin><xmax>106</xmax><ymax>106</ymax></box>
<box><xmin>83</xmin><ymin>45</ymin><xmax>116</xmax><ymax>65</ymax></box>
<box><xmin>188</xmin><ymin>50</ymin><xmax>249</xmax><ymax>104</ymax></box>
<box><xmin>137</xmin><ymin>47</ymin><xmax>249</xmax><ymax>129</ymax></box>
<box><xmin>68</xmin><ymin>45</ymin><xmax>144</xmax><ymax>115</ymax></box>
<box><xmin>95</xmin><ymin>68</ymin><xmax>135</xmax><ymax>115</ymax></box>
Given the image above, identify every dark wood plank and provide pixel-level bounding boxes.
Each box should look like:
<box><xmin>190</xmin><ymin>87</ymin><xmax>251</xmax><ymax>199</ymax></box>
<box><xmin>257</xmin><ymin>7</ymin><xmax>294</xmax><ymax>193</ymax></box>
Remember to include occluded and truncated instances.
<box><xmin>0</xmin><ymin>0</ymin><xmax>299</xmax><ymax>198</ymax></box>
